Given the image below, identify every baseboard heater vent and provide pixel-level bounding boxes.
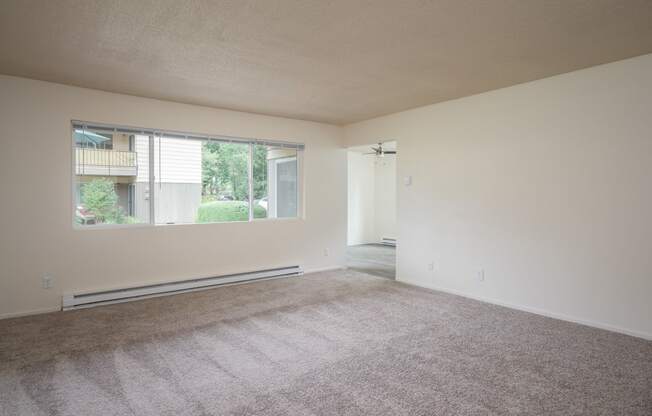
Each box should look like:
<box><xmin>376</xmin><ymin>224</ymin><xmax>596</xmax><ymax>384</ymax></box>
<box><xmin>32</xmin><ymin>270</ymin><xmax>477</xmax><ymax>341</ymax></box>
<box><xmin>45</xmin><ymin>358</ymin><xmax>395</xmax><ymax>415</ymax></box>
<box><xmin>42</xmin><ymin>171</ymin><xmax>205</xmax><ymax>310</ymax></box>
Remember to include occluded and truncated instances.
<box><xmin>381</xmin><ymin>237</ymin><xmax>396</xmax><ymax>247</ymax></box>
<box><xmin>62</xmin><ymin>265</ymin><xmax>303</xmax><ymax>310</ymax></box>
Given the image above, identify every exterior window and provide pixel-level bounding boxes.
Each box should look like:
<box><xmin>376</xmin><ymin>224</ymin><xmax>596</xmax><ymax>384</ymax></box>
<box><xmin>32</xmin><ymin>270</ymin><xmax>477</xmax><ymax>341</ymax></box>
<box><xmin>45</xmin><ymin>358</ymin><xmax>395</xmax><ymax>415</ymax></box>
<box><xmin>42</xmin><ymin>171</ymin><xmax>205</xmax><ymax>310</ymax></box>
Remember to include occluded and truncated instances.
<box><xmin>74</xmin><ymin>129</ymin><xmax>148</xmax><ymax>225</ymax></box>
<box><xmin>72</xmin><ymin>123</ymin><xmax>303</xmax><ymax>227</ymax></box>
<box><xmin>253</xmin><ymin>145</ymin><xmax>298</xmax><ymax>219</ymax></box>
<box><xmin>75</xmin><ymin>129</ymin><xmax>113</xmax><ymax>149</ymax></box>
<box><xmin>152</xmin><ymin>137</ymin><xmax>250</xmax><ymax>224</ymax></box>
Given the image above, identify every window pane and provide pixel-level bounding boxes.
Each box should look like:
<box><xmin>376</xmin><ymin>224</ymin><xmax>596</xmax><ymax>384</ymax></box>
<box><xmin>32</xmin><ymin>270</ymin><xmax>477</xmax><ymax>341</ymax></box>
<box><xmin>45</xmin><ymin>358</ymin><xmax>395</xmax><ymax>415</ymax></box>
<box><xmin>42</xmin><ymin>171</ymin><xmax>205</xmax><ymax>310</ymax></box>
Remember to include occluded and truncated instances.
<box><xmin>253</xmin><ymin>145</ymin><xmax>298</xmax><ymax>219</ymax></box>
<box><xmin>154</xmin><ymin>137</ymin><xmax>250</xmax><ymax>224</ymax></box>
<box><xmin>74</xmin><ymin>131</ymin><xmax>149</xmax><ymax>225</ymax></box>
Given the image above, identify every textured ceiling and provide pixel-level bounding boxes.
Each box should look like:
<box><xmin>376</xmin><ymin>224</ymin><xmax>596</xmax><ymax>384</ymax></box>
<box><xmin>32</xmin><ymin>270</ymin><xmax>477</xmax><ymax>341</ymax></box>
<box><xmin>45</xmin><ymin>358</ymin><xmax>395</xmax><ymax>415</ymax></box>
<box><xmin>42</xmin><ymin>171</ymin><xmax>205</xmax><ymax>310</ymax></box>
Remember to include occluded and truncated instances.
<box><xmin>1</xmin><ymin>1</ymin><xmax>652</xmax><ymax>124</ymax></box>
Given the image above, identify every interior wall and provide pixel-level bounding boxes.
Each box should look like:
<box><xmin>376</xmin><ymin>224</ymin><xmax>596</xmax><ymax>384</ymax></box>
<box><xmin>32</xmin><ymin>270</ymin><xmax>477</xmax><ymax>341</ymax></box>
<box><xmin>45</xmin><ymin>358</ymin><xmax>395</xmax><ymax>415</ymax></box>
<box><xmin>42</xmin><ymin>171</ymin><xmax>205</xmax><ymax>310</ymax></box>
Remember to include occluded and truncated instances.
<box><xmin>0</xmin><ymin>75</ymin><xmax>347</xmax><ymax>318</ymax></box>
<box><xmin>347</xmin><ymin>150</ymin><xmax>397</xmax><ymax>246</ymax></box>
<box><xmin>373</xmin><ymin>155</ymin><xmax>396</xmax><ymax>242</ymax></box>
<box><xmin>347</xmin><ymin>152</ymin><xmax>376</xmax><ymax>245</ymax></box>
<box><xmin>344</xmin><ymin>54</ymin><xmax>652</xmax><ymax>339</ymax></box>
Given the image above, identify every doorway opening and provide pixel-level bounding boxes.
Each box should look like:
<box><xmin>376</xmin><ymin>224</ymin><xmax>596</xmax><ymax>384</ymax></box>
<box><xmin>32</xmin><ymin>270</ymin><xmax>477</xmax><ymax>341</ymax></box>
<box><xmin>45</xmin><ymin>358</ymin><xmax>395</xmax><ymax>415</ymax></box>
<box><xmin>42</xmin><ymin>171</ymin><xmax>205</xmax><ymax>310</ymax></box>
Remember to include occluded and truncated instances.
<box><xmin>347</xmin><ymin>141</ymin><xmax>397</xmax><ymax>279</ymax></box>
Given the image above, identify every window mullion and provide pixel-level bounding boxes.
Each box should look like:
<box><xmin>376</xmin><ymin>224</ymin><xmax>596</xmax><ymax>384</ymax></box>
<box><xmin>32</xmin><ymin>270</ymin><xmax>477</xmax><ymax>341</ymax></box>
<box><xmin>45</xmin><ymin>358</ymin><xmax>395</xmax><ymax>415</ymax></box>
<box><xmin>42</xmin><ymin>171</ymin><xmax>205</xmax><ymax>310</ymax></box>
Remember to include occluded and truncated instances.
<box><xmin>148</xmin><ymin>135</ymin><xmax>155</xmax><ymax>225</ymax></box>
<box><xmin>248</xmin><ymin>143</ymin><xmax>254</xmax><ymax>222</ymax></box>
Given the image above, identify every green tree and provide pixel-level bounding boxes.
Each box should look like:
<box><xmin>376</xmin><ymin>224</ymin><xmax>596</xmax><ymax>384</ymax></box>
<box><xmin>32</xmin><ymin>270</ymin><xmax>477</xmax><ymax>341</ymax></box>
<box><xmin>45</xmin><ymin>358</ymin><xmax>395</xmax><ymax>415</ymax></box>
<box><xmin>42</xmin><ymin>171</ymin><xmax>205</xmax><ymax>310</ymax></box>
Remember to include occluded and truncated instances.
<box><xmin>201</xmin><ymin>142</ymin><xmax>260</xmax><ymax>201</ymax></box>
<box><xmin>80</xmin><ymin>178</ymin><xmax>125</xmax><ymax>223</ymax></box>
<box><xmin>253</xmin><ymin>145</ymin><xmax>268</xmax><ymax>199</ymax></box>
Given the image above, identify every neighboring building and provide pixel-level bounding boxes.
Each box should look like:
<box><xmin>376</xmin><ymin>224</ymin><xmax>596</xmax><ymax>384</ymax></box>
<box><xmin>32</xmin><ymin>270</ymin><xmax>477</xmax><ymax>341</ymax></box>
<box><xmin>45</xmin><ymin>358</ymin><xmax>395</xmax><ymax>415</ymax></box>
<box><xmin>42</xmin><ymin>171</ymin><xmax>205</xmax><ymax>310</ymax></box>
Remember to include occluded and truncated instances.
<box><xmin>139</xmin><ymin>136</ymin><xmax>202</xmax><ymax>224</ymax></box>
<box><xmin>74</xmin><ymin>130</ymin><xmax>140</xmax><ymax>223</ymax></box>
<box><xmin>75</xmin><ymin>131</ymin><xmax>202</xmax><ymax>224</ymax></box>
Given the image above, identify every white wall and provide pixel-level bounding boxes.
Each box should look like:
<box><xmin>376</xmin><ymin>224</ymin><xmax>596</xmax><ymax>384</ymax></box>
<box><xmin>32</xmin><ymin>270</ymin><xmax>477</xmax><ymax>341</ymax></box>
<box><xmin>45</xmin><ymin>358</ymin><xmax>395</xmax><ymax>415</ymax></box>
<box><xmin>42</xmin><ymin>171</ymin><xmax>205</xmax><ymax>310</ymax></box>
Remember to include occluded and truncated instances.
<box><xmin>373</xmin><ymin>155</ymin><xmax>396</xmax><ymax>241</ymax></box>
<box><xmin>344</xmin><ymin>54</ymin><xmax>652</xmax><ymax>339</ymax></box>
<box><xmin>347</xmin><ymin>150</ymin><xmax>397</xmax><ymax>246</ymax></box>
<box><xmin>0</xmin><ymin>75</ymin><xmax>346</xmax><ymax>318</ymax></box>
<box><xmin>347</xmin><ymin>152</ymin><xmax>376</xmax><ymax>245</ymax></box>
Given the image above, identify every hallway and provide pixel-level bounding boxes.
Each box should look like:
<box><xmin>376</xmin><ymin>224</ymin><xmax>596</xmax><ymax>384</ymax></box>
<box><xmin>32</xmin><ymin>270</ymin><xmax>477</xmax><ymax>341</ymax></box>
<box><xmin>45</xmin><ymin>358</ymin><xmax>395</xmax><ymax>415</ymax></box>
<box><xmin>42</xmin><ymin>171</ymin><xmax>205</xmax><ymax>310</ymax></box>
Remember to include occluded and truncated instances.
<box><xmin>346</xmin><ymin>244</ymin><xmax>396</xmax><ymax>279</ymax></box>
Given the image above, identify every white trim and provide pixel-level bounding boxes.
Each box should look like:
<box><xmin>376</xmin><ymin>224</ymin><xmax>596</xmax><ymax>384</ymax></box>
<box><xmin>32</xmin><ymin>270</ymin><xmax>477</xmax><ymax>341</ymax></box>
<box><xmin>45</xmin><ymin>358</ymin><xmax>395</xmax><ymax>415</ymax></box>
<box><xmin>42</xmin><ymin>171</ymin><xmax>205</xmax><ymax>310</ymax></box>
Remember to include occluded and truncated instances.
<box><xmin>297</xmin><ymin>150</ymin><xmax>305</xmax><ymax>219</ymax></box>
<box><xmin>248</xmin><ymin>143</ymin><xmax>254</xmax><ymax>221</ymax></box>
<box><xmin>148</xmin><ymin>134</ymin><xmax>155</xmax><ymax>224</ymax></box>
<box><xmin>73</xmin><ymin>222</ymin><xmax>154</xmax><ymax>231</ymax></box>
<box><xmin>0</xmin><ymin>306</ymin><xmax>61</xmax><ymax>320</ymax></box>
<box><xmin>72</xmin><ymin>120</ymin><xmax>305</xmax><ymax>149</ymax></box>
<box><xmin>397</xmin><ymin>278</ymin><xmax>652</xmax><ymax>341</ymax></box>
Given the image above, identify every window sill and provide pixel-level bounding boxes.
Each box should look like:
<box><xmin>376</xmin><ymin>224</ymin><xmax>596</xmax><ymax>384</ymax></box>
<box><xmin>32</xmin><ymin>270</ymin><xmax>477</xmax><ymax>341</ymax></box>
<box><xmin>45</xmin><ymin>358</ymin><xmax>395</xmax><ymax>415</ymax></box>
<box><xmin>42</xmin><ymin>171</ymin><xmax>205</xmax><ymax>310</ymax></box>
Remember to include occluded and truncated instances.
<box><xmin>73</xmin><ymin>216</ymin><xmax>305</xmax><ymax>230</ymax></box>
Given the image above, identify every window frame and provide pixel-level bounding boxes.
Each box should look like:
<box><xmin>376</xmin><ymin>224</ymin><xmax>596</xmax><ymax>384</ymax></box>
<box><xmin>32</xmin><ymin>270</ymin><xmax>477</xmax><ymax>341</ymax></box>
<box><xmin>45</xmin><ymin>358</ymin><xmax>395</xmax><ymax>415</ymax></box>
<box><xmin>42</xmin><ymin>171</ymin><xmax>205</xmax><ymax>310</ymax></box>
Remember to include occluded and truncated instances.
<box><xmin>71</xmin><ymin>121</ymin><xmax>305</xmax><ymax>230</ymax></box>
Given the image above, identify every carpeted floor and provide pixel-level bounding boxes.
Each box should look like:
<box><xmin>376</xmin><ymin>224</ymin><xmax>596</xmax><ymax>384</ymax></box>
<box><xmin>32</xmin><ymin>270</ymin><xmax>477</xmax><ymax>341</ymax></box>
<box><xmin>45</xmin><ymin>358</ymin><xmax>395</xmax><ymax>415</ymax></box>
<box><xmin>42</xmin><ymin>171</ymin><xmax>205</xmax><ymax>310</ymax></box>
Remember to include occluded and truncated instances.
<box><xmin>1</xmin><ymin>270</ymin><xmax>650</xmax><ymax>415</ymax></box>
<box><xmin>346</xmin><ymin>244</ymin><xmax>396</xmax><ymax>279</ymax></box>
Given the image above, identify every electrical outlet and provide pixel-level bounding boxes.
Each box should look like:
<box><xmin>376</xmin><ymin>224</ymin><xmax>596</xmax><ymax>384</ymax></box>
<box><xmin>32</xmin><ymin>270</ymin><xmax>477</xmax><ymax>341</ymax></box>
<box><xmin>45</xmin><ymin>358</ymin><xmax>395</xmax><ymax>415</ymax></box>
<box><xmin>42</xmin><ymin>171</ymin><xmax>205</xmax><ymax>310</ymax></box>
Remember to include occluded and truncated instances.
<box><xmin>42</xmin><ymin>275</ymin><xmax>53</xmax><ymax>289</ymax></box>
<box><xmin>323</xmin><ymin>248</ymin><xmax>330</xmax><ymax>257</ymax></box>
<box><xmin>427</xmin><ymin>262</ymin><xmax>434</xmax><ymax>272</ymax></box>
<box><xmin>477</xmin><ymin>269</ymin><xmax>485</xmax><ymax>282</ymax></box>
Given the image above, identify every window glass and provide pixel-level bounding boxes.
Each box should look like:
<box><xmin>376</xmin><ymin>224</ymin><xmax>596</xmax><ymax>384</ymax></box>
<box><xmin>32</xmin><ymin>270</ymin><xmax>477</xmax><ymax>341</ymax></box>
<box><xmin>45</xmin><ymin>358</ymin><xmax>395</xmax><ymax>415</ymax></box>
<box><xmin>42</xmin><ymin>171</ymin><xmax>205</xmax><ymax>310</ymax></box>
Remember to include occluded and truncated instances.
<box><xmin>74</xmin><ymin>130</ymin><xmax>148</xmax><ymax>225</ymax></box>
<box><xmin>153</xmin><ymin>137</ymin><xmax>250</xmax><ymax>224</ymax></box>
<box><xmin>253</xmin><ymin>145</ymin><xmax>298</xmax><ymax>219</ymax></box>
<box><xmin>73</xmin><ymin>123</ymin><xmax>301</xmax><ymax>227</ymax></box>
<box><xmin>74</xmin><ymin>129</ymin><xmax>113</xmax><ymax>149</ymax></box>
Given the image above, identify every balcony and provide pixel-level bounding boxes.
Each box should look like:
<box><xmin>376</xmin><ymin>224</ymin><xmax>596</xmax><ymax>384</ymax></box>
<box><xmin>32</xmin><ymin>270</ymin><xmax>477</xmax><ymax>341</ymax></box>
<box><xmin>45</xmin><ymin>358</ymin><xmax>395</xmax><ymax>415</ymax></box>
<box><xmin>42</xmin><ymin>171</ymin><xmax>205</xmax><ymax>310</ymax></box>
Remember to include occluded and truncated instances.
<box><xmin>75</xmin><ymin>148</ymin><xmax>138</xmax><ymax>176</ymax></box>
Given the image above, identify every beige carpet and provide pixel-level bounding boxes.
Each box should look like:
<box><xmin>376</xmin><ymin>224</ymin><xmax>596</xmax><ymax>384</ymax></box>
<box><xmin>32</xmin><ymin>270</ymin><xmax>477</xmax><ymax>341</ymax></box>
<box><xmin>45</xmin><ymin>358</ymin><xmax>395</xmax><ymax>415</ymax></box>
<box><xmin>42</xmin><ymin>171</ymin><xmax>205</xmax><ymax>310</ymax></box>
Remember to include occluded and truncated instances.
<box><xmin>1</xmin><ymin>270</ymin><xmax>650</xmax><ymax>415</ymax></box>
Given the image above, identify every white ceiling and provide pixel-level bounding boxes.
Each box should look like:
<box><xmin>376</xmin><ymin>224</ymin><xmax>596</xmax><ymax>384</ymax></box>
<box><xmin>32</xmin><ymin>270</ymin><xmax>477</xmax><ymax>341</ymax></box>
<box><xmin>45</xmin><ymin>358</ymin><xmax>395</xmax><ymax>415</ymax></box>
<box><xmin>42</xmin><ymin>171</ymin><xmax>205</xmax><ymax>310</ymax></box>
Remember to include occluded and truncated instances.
<box><xmin>1</xmin><ymin>0</ymin><xmax>651</xmax><ymax>125</ymax></box>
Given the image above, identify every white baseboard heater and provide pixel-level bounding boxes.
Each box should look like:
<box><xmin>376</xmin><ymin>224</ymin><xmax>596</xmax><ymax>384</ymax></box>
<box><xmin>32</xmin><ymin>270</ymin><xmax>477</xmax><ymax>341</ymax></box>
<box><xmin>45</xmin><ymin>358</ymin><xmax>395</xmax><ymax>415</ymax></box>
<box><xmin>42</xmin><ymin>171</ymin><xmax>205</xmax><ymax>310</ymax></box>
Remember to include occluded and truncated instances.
<box><xmin>62</xmin><ymin>265</ymin><xmax>303</xmax><ymax>310</ymax></box>
<box><xmin>381</xmin><ymin>237</ymin><xmax>396</xmax><ymax>247</ymax></box>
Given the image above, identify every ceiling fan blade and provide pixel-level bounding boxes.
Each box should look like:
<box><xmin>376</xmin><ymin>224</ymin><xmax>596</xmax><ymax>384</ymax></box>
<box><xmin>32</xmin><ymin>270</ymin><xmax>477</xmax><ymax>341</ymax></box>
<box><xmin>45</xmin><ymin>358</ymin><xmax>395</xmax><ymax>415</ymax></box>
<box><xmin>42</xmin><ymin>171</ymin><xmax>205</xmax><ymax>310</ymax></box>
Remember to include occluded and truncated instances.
<box><xmin>383</xmin><ymin>151</ymin><xmax>397</xmax><ymax>154</ymax></box>
<box><xmin>371</xmin><ymin>147</ymin><xmax>380</xmax><ymax>152</ymax></box>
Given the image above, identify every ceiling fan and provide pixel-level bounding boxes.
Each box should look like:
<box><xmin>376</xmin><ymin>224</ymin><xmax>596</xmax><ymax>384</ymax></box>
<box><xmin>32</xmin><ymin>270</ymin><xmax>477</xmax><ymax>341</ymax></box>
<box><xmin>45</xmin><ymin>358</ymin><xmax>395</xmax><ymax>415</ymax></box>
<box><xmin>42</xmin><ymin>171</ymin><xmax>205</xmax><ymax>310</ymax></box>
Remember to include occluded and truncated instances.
<box><xmin>365</xmin><ymin>142</ymin><xmax>396</xmax><ymax>157</ymax></box>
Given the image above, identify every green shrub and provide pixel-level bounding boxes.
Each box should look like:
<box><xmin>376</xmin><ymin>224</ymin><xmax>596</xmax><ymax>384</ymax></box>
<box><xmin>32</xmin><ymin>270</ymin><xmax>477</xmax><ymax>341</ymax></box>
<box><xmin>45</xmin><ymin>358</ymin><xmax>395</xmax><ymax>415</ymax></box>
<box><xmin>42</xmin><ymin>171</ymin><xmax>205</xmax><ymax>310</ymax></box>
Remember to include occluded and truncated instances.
<box><xmin>196</xmin><ymin>201</ymin><xmax>266</xmax><ymax>223</ymax></box>
<box><xmin>80</xmin><ymin>178</ymin><xmax>130</xmax><ymax>224</ymax></box>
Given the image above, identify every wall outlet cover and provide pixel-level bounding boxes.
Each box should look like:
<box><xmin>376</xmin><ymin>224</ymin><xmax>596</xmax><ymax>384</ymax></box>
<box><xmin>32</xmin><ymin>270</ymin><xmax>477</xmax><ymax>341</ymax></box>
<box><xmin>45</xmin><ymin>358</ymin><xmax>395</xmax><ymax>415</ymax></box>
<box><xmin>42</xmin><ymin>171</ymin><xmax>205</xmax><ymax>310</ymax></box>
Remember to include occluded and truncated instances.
<box><xmin>42</xmin><ymin>275</ymin><xmax>53</xmax><ymax>289</ymax></box>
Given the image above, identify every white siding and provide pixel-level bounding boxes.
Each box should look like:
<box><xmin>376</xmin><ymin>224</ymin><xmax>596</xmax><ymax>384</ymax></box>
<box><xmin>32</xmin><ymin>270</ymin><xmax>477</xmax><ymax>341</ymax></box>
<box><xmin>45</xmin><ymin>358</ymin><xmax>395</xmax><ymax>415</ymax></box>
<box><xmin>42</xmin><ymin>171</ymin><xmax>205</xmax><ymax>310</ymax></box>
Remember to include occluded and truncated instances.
<box><xmin>136</xmin><ymin>135</ymin><xmax>202</xmax><ymax>184</ymax></box>
<box><xmin>135</xmin><ymin>135</ymin><xmax>150</xmax><ymax>183</ymax></box>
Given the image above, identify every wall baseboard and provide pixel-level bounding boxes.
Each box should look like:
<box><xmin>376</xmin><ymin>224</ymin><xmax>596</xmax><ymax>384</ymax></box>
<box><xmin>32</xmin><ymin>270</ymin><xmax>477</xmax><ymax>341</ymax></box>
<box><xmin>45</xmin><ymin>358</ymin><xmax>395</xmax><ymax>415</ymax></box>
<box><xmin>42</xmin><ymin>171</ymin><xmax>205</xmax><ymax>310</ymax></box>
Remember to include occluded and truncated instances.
<box><xmin>398</xmin><ymin>277</ymin><xmax>652</xmax><ymax>341</ymax></box>
<box><xmin>0</xmin><ymin>306</ymin><xmax>61</xmax><ymax>320</ymax></box>
<box><xmin>0</xmin><ymin>266</ymin><xmax>345</xmax><ymax>320</ymax></box>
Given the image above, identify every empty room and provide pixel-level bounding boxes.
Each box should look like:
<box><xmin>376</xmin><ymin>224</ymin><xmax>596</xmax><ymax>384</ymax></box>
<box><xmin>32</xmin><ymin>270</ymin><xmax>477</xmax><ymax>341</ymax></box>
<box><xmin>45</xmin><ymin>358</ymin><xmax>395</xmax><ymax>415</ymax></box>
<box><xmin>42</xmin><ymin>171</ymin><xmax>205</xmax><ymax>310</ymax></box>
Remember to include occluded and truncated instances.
<box><xmin>0</xmin><ymin>1</ymin><xmax>651</xmax><ymax>415</ymax></box>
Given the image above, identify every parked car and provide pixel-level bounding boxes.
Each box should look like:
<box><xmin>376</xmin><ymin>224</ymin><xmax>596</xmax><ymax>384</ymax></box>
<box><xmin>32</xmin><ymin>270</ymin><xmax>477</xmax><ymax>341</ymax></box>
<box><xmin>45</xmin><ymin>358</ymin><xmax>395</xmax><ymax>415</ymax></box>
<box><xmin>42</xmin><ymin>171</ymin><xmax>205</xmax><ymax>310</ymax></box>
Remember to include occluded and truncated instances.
<box><xmin>258</xmin><ymin>197</ymin><xmax>268</xmax><ymax>210</ymax></box>
<box><xmin>75</xmin><ymin>205</ymin><xmax>96</xmax><ymax>225</ymax></box>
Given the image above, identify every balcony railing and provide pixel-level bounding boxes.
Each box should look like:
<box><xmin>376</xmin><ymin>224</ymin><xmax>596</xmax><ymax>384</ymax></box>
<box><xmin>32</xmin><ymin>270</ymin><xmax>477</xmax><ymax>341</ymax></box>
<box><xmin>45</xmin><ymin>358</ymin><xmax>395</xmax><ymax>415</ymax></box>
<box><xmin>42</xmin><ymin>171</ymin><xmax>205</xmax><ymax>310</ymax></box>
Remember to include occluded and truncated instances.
<box><xmin>75</xmin><ymin>148</ymin><xmax>138</xmax><ymax>176</ymax></box>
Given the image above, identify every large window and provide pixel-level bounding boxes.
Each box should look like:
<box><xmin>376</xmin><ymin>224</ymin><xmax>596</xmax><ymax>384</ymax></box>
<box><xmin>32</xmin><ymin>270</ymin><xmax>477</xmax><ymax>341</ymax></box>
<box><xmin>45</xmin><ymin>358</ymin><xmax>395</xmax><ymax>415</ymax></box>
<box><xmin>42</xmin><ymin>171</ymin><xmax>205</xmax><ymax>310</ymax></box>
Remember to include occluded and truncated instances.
<box><xmin>253</xmin><ymin>144</ymin><xmax>298</xmax><ymax>219</ymax></box>
<box><xmin>73</xmin><ymin>122</ymin><xmax>303</xmax><ymax>227</ymax></box>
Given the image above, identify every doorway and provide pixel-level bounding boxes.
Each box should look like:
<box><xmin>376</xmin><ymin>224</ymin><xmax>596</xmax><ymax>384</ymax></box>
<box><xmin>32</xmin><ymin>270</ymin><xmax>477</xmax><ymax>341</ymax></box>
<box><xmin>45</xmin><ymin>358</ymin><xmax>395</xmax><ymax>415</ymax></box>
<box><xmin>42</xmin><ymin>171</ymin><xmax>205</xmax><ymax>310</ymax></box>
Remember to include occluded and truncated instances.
<box><xmin>346</xmin><ymin>141</ymin><xmax>397</xmax><ymax>279</ymax></box>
